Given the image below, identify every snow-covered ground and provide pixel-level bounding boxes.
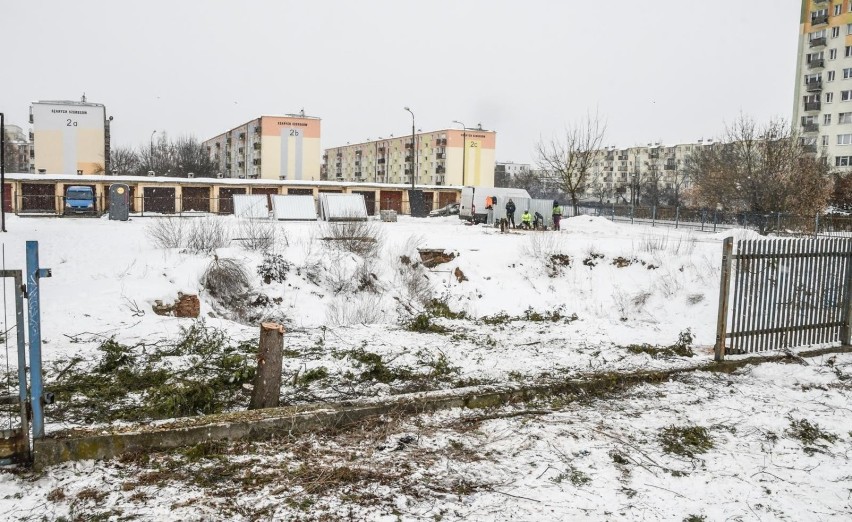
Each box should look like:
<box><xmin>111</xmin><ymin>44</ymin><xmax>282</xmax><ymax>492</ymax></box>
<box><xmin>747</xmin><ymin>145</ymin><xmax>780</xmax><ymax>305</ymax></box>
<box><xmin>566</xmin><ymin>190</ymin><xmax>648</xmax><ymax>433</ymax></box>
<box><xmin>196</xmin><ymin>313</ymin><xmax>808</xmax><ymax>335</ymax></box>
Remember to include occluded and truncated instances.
<box><xmin>1</xmin><ymin>352</ymin><xmax>849</xmax><ymax>521</ymax></box>
<box><xmin>0</xmin><ymin>212</ymin><xmax>753</xmax><ymax>416</ymax></box>
<box><xmin>0</xmin><ymin>212</ymin><xmax>845</xmax><ymax>520</ymax></box>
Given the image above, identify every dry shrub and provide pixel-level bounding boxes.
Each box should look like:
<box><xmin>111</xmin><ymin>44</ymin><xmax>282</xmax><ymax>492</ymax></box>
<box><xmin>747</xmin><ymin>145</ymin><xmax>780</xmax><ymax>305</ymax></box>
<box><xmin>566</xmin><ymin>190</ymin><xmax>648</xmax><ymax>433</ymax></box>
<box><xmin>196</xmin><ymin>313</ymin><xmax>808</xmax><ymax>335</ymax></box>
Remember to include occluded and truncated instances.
<box><xmin>146</xmin><ymin>217</ymin><xmax>185</xmax><ymax>249</ymax></box>
<box><xmin>322</xmin><ymin>219</ymin><xmax>384</xmax><ymax>258</ymax></box>
<box><xmin>237</xmin><ymin>219</ymin><xmax>280</xmax><ymax>252</ymax></box>
<box><xmin>202</xmin><ymin>257</ymin><xmax>251</xmax><ymax>302</ymax></box>
<box><xmin>522</xmin><ymin>233</ymin><xmax>566</xmax><ymax>260</ymax></box>
<box><xmin>185</xmin><ymin>217</ymin><xmax>231</xmax><ymax>254</ymax></box>
<box><xmin>326</xmin><ymin>294</ymin><xmax>386</xmax><ymax>326</ymax></box>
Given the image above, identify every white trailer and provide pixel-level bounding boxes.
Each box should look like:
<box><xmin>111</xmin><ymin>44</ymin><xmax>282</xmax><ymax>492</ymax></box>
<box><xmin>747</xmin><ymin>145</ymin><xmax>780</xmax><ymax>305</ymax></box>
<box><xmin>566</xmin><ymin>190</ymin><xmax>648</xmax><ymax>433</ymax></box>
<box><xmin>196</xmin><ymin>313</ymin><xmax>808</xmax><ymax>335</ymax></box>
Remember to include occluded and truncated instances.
<box><xmin>459</xmin><ymin>186</ymin><xmax>532</xmax><ymax>224</ymax></box>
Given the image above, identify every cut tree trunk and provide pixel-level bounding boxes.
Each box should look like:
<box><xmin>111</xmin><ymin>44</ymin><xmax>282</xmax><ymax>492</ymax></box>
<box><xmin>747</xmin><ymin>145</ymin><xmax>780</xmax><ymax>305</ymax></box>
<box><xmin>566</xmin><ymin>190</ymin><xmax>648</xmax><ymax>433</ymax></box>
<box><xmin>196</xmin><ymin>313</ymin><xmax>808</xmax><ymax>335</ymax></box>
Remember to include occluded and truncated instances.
<box><xmin>249</xmin><ymin>322</ymin><xmax>285</xmax><ymax>410</ymax></box>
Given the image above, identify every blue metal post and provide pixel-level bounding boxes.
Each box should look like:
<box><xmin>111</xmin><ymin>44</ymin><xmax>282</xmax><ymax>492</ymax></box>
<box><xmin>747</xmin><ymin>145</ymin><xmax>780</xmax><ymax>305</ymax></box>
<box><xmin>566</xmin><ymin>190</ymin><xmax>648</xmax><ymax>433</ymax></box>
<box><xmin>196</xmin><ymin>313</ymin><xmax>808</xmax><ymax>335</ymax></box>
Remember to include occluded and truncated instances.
<box><xmin>26</xmin><ymin>241</ymin><xmax>51</xmax><ymax>440</ymax></box>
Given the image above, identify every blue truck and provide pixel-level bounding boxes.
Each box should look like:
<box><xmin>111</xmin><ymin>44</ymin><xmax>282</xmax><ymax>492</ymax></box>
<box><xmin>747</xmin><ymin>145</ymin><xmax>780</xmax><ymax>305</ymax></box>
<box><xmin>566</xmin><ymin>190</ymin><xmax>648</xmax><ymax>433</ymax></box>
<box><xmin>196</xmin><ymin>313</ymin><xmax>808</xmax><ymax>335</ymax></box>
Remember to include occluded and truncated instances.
<box><xmin>64</xmin><ymin>186</ymin><xmax>96</xmax><ymax>215</ymax></box>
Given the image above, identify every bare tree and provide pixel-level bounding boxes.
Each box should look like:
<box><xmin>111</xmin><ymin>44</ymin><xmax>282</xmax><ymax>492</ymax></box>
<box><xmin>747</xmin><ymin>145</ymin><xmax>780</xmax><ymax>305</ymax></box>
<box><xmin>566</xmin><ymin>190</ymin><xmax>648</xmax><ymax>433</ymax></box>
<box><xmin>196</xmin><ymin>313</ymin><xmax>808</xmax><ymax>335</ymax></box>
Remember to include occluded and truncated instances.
<box><xmin>110</xmin><ymin>146</ymin><xmax>142</xmax><ymax>176</ymax></box>
<box><xmin>536</xmin><ymin>112</ymin><xmax>606</xmax><ymax>214</ymax></box>
<box><xmin>685</xmin><ymin>115</ymin><xmax>831</xmax><ymax>217</ymax></box>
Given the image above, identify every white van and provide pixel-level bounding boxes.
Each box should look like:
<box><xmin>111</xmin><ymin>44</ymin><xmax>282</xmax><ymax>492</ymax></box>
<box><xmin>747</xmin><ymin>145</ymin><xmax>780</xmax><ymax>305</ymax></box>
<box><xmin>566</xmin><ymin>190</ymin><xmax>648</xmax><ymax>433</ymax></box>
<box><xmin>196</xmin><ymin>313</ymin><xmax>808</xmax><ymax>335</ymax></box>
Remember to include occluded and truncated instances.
<box><xmin>459</xmin><ymin>186</ymin><xmax>532</xmax><ymax>223</ymax></box>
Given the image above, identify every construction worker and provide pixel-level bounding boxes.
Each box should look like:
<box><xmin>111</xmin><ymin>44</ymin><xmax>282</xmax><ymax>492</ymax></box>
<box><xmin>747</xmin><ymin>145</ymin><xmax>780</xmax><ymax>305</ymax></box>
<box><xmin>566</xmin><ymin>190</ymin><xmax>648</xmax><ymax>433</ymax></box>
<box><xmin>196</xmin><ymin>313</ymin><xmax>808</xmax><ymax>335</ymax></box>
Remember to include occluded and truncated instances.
<box><xmin>552</xmin><ymin>201</ymin><xmax>563</xmax><ymax>231</ymax></box>
<box><xmin>521</xmin><ymin>210</ymin><xmax>533</xmax><ymax>229</ymax></box>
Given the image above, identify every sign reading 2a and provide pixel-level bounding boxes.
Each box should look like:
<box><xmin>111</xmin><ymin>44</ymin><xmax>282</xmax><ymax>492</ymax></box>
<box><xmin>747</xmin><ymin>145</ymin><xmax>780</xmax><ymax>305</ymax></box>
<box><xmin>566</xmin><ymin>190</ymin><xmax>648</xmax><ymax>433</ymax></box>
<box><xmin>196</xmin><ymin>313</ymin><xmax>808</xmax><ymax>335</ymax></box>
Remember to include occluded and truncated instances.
<box><xmin>66</xmin><ymin>119</ymin><xmax>78</xmax><ymax>127</ymax></box>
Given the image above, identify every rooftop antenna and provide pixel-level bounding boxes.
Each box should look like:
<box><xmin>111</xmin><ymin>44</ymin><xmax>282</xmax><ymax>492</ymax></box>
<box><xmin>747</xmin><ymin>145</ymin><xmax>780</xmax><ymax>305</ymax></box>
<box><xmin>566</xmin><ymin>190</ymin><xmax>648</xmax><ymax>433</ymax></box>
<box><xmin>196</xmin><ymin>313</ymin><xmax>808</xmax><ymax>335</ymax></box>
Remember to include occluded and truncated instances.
<box><xmin>81</xmin><ymin>92</ymin><xmax>87</xmax><ymax>103</ymax></box>
<box><xmin>299</xmin><ymin>108</ymin><xmax>305</xmax><ymax>117</ymax></box>
<box><xmin>477</xmin><ymin>123</ymin><xmax>483</xmax><ymax>130</ymax></box>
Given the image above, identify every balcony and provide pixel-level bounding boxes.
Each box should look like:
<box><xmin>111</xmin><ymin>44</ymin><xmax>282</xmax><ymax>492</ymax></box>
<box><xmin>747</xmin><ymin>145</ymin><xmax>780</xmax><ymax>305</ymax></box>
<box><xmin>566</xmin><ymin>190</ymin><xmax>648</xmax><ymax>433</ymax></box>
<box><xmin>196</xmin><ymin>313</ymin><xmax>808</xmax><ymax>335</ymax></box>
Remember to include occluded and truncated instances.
<box><xmin>804</xmin><ymin>101</ymin><xmax>822</xmax><ymax>111</ymax></box>
<box><xmin>803</xmin><ymin>144</ymin><xmax>818</xmax><ymax>153</ymax></box>
<box><xmin>809</xmin><ymin>36</ymin><xmax>827</xmax><ymax>48</ymax></box>
<box><xmin>405</xmin><ymin>155</ymin><xmax>413</xmax><ymax>162</ymax></box>
<box><xmin>811</xmin><ymin>14</ymin><xmax>828</xmax><ymax>26</ymax></box>
<box><xmin>435</xmin><ymin>139</ymin><xmax>447</xmax><ymax>146</ymax></box>
<box><xmin>806</xmin><ymin>80</ymin><xmax>823</xmax><ymax>92</ymax></box>
<box><xmin>617</xmin><ymin>155</ymin><xmax>628</xmax><ymax>161</ymax></box>
<box><xmin>253</xmin><ymin>142</ymin><xmax>261</xmax><ymax>150</ymax></box>
<box><xmin>802</xmin><ymin>122</ymin><xmax>819</xmax><ymax>132</ymax></box>
<box><xmin>377</xmin><ymin>158</ymin><xmax>385</xmax><ymax>164</ymax></box>
<box><xmin>648</xmin><ymin>152</ymin><xmax>659</xmax><ymax>159</ymax></box>
<box><xmin>808</xmin><ymin>59</ymin><xmax>825</xmax><ymax>69</ymax></box>
<box><xmin>436</xmin><ymin>166</ymin><xmax>446</xmax><ymax>174</ymax></box>
<box><xmin>665</xmin><ymin>164</ymin><xmax>676</xmax><ymax>171</ymax></box>
<box><xmin>435</xmin><ymin>152</ymin><xmax>446</xmax><ymax>159</ymax></box>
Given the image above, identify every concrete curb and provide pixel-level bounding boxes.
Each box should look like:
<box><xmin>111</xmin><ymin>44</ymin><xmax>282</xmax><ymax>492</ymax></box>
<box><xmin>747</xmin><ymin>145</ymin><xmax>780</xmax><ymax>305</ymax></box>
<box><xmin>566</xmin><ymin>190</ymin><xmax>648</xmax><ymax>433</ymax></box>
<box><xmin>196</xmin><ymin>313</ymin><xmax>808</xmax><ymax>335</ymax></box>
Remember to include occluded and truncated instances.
<box><xmin>32</xmin><ymin>344</ymin><xmax>852</xmax><ymax>471</ymax></box>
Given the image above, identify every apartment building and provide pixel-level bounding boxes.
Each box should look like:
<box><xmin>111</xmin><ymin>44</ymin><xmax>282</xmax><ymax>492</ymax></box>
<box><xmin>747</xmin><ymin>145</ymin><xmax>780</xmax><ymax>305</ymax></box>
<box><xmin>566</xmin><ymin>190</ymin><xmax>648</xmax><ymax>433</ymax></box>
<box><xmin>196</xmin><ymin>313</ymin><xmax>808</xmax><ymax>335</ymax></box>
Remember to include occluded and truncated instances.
<box><xmin>2</xmin><ymin>124</ymin><xmax>32</xmax><ymax>173</ymax></box>
<box><xmin>322</xmin><ymin>127</ymin><xmax>496</xmax><ymax>187</ymax></box>
<box><xmin>203</xmin><ymin>113</ymin><xmax>321</xmax><ymax>180</ymax></box>
<box><xmin>584</xmin><ymin>142</ymin><xmax>702</xmax><ymax>204</ymax></box>
<box><xmin>794</xmin><ymin>0</ymin><xmax>852</xmax><ymax>168</ymax></box>
<box><xmin>30</xmin><ymin>99</ymin><xmax>109</xmax><ymax>175</ymax></box>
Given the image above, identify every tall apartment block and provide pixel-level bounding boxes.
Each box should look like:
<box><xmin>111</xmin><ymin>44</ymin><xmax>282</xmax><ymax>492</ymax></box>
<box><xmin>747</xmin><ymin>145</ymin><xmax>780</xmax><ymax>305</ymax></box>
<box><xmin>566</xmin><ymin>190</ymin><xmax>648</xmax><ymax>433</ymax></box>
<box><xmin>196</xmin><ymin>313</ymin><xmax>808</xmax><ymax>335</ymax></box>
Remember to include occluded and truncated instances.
<box><xmin>203</xmin><ymin>113</ymin><xmax>321</xmax><ymax>180</ymax></box>
<box><xmin>584</xmin><ymin>142</ymin><xmax>700</xmax><ymax>204</ymax></box>
<box><xmin>322</xmin><ymin>128</ymin><xmax>496</xmax><ymax>187</ymax></box>
<box><xmin>794</xmin><ymin>0</ymin><xmax>852</xmax><ymax>168</ymax></box>
<box><xmin>2</xmin><ymin>124</ymin><xmax>32</xmax><ymax>173</ymax></box>
<box><xmin>30</xmin><ymin>98</ymin><xmax>110</xmax><ymax>175</ymax></box>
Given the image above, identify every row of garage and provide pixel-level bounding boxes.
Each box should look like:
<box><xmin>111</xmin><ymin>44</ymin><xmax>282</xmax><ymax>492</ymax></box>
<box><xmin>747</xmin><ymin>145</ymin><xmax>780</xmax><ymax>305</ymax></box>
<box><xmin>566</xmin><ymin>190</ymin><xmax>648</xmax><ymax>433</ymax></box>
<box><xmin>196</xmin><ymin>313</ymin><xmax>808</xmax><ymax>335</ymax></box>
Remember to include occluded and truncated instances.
<box><xmin>1</xmin><ymin>177</ymin><xmax>461</xmax><ymax>216</ymax></box>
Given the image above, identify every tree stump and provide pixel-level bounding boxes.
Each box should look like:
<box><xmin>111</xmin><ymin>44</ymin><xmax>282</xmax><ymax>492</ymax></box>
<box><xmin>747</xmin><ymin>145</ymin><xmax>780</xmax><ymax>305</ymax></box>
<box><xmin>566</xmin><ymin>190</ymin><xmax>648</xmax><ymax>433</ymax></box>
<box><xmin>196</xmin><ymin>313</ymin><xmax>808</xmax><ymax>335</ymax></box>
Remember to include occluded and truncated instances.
<box><xmin>249</xmin><ymin>322</ymin><xmax>285</xmax><ymax>410</ymax></box>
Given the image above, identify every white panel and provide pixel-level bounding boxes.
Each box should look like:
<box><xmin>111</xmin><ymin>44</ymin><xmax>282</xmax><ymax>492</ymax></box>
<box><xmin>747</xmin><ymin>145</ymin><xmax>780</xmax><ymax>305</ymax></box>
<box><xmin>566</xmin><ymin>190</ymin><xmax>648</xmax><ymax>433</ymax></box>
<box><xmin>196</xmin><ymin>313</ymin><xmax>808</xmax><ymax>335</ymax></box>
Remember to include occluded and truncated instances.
<box><xmin>320</xmin><ymin>194</ymin><xmax>367</xmax><ymax>221</ymax></box>
<box><xmin>272</xmin><ymin>195</ymin><xmax>317</xmax><ymax>221</ymax></box>
<box><xmin>233</xmin><ymin>194</ymin><xmax>269</xmax><ymax>219</ymax></box>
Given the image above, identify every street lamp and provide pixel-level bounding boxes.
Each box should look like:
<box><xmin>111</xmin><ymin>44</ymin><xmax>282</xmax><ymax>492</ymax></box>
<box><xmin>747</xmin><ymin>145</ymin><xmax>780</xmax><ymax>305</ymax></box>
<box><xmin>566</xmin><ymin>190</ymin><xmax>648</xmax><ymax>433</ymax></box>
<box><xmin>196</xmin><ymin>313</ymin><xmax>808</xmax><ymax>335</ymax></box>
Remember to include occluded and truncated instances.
<box><xmin>403</xmin><ymin>107</ymin><xmax>415</xmax><ymax>189</ymax></box>
<box><xmin>1</xmin><ymin>111</ymin><xmax>6</xmax><ymax>232</ymax></box>
<box><xmin>452</xmin><ymin>120</ymin><xmax>466</xmax><ymax>187</ymax></box>
<box><xmin>150</xmin><ymin>130</ymin><xmax>157</xmax><ymax>175</ymax></box>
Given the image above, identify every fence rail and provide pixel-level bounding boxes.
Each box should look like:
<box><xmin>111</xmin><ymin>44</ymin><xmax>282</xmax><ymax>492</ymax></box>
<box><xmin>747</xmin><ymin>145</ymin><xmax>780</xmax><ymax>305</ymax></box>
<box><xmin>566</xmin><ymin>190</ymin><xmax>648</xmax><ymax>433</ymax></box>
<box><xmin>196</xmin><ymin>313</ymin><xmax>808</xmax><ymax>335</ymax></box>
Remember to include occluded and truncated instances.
<box><xmin>714</xmin><ymin>237</ymin><xmax>852</xmax><ymax>360</ymax></box>
<box><xmin>578</xmin><ymin>204</ymin><xmax>852</xmax><ymax>238</ymax></box>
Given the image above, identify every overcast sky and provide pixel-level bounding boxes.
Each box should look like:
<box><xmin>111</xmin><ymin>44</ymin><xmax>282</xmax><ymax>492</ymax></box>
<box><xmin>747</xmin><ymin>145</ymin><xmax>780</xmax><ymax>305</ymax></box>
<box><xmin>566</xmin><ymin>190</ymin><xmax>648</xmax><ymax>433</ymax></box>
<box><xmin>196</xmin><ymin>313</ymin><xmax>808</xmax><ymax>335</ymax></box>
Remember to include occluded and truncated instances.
<box><xmin>3</xmin><ymin>0</ymin><xmax>800</xmax><ymax>165</ymax></box>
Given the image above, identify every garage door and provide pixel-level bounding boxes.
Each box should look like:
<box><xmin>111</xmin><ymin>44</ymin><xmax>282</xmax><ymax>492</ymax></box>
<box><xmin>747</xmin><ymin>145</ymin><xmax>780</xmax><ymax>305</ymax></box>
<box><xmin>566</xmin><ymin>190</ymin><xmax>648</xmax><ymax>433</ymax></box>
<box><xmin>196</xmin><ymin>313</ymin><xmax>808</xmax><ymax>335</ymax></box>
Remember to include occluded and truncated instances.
<box><xmin>252</xmin><ymin>187</ymin><xmax>279</xmax><ymax>210</ymax></box>
<box><xmin>21</xmin><ymin>184</ymin><xmax>56</xmax><ymax>213</ymax></box>
<box><xmin>218</xmin><ymin>187</ymin><xmax>247</xmax><ymax>214</ymax></box>
<box><xmin>439</xmin><ymin>192</ymin><xmax>458</xmax><ymax>207</ymax></box>
<box><xmin>144</xmin><ymin>187</ymin><xmax>176</xmax><ymax>214</ymax></box>
<box><xmin>182</xmin><ymin>187</ymin><xmax>211</xmax><ymax>212</ymax></box>
<box><xmin>380</xmin><ymin>190</ymin><xmax>402</xmax><ymax>213</ymax></box>
<box><xmin>353</xmin><ymin>191</ymin><xmax>377</xmax><ymax>216</ymax></box>
<box><xmin>3</xmin><ymin>184</ymin><xmax>12</xmax><ymax>213</ymax></box>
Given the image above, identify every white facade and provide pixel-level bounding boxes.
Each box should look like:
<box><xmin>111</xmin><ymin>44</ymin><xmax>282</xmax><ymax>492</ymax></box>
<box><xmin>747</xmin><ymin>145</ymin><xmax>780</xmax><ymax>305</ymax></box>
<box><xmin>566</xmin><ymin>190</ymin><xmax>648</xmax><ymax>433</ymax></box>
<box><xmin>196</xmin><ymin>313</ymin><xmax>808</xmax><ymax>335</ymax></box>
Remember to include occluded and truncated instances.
<box><xmin>30</xmin><ymin>99</ymin><xmax>107</xmax><ymax>175</ymax></box>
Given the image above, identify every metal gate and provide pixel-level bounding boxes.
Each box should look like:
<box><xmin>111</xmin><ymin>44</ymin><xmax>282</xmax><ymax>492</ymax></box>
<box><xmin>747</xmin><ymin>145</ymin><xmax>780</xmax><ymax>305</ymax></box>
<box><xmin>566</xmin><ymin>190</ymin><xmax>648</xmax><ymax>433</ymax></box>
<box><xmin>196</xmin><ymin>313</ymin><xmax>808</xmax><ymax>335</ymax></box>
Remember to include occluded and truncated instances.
<box><xmin>715</xmin><ymin>237</ymin><xmax>852</xmax><ymax>360</ymax></box>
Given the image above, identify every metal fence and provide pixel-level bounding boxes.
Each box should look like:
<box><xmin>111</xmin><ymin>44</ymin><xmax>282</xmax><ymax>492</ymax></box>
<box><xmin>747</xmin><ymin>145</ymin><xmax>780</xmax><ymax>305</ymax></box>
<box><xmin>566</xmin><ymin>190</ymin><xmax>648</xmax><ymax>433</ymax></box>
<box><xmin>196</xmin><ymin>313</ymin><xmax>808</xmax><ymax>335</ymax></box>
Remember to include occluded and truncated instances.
<box><xmin>578</xmin><ymin>203</ymin><xmax>852</xmax><ymax>238</ymax></box>
<box><xmin>714</xmin><ymin>237</ymin><xmax>852</xmax><ymax>360</ymax></box>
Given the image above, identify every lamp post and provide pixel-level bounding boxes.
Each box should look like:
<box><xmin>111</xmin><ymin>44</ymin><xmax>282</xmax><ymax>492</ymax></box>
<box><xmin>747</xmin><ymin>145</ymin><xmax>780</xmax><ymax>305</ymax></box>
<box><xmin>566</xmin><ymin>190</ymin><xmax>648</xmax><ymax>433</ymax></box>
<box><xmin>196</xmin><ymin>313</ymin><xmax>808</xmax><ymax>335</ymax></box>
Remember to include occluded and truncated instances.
<box><xmin>150</xmin><ymin>130</ymin><xmax>157</xmax><ymax>175</ymax></box>
<box><xmin>403</xmin><ymin>107</ymin><xmax>415</xmax><ymax>189</ymax></box>
<box><xmin>452</xmin><ymin>120</ymin><xmax>466</xmax><ymax>186</ymax></box>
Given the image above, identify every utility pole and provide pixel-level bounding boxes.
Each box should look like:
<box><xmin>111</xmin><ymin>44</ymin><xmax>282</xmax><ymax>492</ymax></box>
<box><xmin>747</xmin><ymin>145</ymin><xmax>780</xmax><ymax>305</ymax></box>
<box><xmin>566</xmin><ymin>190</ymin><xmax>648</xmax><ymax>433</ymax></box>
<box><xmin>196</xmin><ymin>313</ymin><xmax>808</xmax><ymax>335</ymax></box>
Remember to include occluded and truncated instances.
<box><xmin>1</xmin><ymin>112</ymin><xmax>6</xmax><ymax>232</ymax></box>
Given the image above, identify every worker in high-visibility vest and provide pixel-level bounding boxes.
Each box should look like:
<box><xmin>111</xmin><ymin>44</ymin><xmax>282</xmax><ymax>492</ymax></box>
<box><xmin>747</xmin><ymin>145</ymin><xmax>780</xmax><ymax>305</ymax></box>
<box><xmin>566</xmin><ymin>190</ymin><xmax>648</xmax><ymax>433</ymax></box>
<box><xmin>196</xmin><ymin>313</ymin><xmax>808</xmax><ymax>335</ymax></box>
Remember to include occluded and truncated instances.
<box><xmin>521</xmin><ymin>210</ymin><xmax>533</xmax><ymax>229</ymax></box>
<box><xmin>552</xmin><ymin>201</ymin><xmax>563</xmax><ymax>231</ymax></box>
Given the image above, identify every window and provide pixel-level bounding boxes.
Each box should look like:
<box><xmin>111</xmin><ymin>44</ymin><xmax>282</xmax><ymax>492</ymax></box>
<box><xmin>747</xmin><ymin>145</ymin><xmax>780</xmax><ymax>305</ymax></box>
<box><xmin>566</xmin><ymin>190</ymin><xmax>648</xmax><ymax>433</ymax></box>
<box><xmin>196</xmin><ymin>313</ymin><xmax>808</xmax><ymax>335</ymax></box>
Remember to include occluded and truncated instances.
<box><xmin>836</xmin><ymin>156</ymin><xmax>852</xmax><ymax>166</ymax></box>
<box><xmin>845</xmin><ymin>68</ymin><xmax>852</xmax><ymax>79</ymax></box>
<box><xmin>842</xmin><ymin>113</ymin><xmax>852</xmax><ymax>123</ymax></box>
<box><xmin>846</xmin><ymin>46</ymin><xmax>852</xmax><ymax>57</ymax></box>
<box><xmin>843</xmin><ymin>90</ymin><xmax>852</xmax><ymax>101</ymax></box>
<box><xmin>806</xmin><ymin>73</ymin><xmax>823</xmax><ymax>84</ymax></box>
<box><xmin>837</xmin><ymin>134</ymin><xmax>852</xmax><ymax>145</ymax></box>
<box><xmin>826</xmin><ymin>113</ymin><xmax>833</xmax><ymax>125</ymax></box>
<box><xmin>835</xmin><ymin>4</ymin><xmax>842</xmax><ymax>16</ymax></box>
<box><xmin>848</xmin><ymin>23</ymin><xmax>852</xmax><ymax>34</ymax></box>
<box><xmin>829</xmin><ymin>71</ymin><xmax>837</xmax><ymax>81</ymax></box>
<box><xmin>834</xmin><ymin>26</ymin><xmax>842</xmax><ymax>38</ymax></box>
<box><xmin>831</xmin><ymin>48</ymin><xmax>839</xmax><ymax>59</ymax></box>
<box><xmin>823</xmin><ymin>135</ymin><xmax>830</xmax><ymax>146</ymax></box>
<box><xmin>809</xmin><ymin>51</ymin><xmax>826</xmax><ymax>62</ymax></box>
<box><xmin>812</xmin><ymin>29</ymin><xmax>827</xmax><ymax>40</ymax></box>
<box><xmin>827</xmin><ymin>92</ymin><xmax>835</xmax><ymax>103</ymax></box>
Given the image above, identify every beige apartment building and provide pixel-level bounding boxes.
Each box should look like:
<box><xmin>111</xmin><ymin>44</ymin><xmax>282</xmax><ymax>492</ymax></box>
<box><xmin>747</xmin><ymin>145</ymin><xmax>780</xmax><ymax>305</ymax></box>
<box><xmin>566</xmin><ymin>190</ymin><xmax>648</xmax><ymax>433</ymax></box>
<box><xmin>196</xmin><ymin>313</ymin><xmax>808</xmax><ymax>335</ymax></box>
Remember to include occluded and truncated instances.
<box><xmin>30</xmin><ymin>99</ymin><xmax>109</xmax><ymax>175</ymax></box>
<box><xmin>793</xmin><ymin>0</ymin><xmax>852</xmax><ymax>169</ymax></box>
<box><xmin>3</xmin><ymin>124</ymin><xmax>32</xmax><ymax>173</ymax></box>
<box><xmin>584</xmin><ymin>142</ymin><xmax>702</xmax><ymax>204</ymax></box>
<box><xmin>203</xmin><ymin>113</ymin><xmax>321</xmax><ymax>180</ymax></box>
<box><xmin>322</xmin><ymin>127</ymin><xmax>496</xmax><ymax>187</ymax></box>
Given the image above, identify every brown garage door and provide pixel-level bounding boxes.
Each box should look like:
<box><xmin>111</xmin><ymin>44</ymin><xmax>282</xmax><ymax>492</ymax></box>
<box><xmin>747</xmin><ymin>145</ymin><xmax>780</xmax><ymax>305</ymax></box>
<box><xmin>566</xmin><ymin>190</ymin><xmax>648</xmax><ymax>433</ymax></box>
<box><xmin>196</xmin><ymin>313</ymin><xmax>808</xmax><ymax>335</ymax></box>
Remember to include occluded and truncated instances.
<box><xmin>439</xmin><ymin>192</ymin><xmax>458</xmax><ymax>207</ymax></box>
<box><xmin>3</xmin><ymin>184</ymin><xmax>12</xmax><ymax>213</ymax></box>
<box><xmin>144</xmin><ymin>187</ymin><xmax>176</xmax><ymax>214</ymax></box>
<box><xmin>421</xmin><ymin>191</ymin><xmax>434</xmax><ymax>212</ymax></box>
<box><xmin>380</xmin><ymin>190</ymin><xmax>402</xmax><ymax>213</ymax></box>
<box><xmin>21</xmin><ymin>183</ymin><xmax>56</xmax><ymax>213</ymax></box>
<box><xmin>182</xmin><ymin>187</ymin><xmax>211</xmax><ymax>212</ymax></box>
<box><xmin>218</xmin><ymin>187</ymin><xmax>246</xmax><ymax>214</ymax></box>
<box><xmin>353</xmin><ymin>191</ymin><xmax>377</xmax><ymax>216</ymax></box>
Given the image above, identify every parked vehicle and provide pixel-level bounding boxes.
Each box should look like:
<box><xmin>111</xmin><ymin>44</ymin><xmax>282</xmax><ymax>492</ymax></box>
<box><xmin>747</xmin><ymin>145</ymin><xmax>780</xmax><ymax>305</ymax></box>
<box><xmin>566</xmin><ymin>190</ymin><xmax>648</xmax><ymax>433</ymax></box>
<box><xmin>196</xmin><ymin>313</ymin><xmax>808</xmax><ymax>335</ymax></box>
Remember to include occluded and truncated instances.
<box><xmin>459</xmin><ymin>187</ymin><xmax>531</xmax><ymax>223</ymax></box>
<box><xmin>64</xmin><ymin>186</ymin><xmax>96</xmax><ymax>215</ymax></box>
<box><xmin>429</xmin><ymin>202</ymin><xmax>460</xmax><ymax>217</ymax></box>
